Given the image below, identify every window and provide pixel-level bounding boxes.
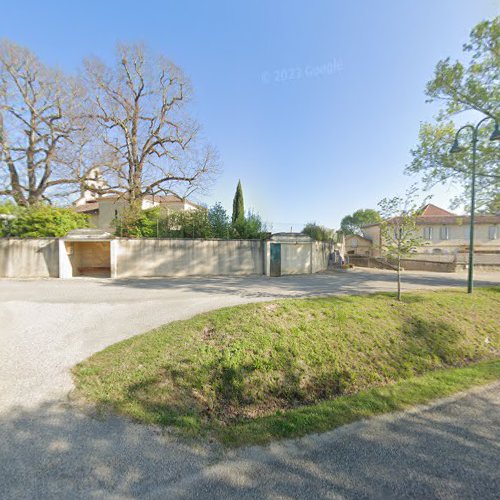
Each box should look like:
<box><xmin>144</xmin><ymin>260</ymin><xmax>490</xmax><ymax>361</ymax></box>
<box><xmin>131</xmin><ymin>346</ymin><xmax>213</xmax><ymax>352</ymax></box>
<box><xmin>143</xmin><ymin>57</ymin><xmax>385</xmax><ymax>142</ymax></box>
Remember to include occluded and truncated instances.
<box><xmin>394</xmin><ymin>228</ymin><xmax>401</xmax><ymax>239</ymax></box>
<box><xmin>439</xmin><ymin>226</ymin><xmax>449</xmax><ymax>240</ymax></box>
<box><xmin>489</xmin><ymin>226</ymin><xmax>498</xmax><ymax>240</ymax></box>
<box><xmin>423</xmin><ymin>227</ymin><xmax>433</xmax><ymax>240</ymax></box>
<box><xmin>351</xmin><ymin>238</ymin><xmax>358</xmax><ymax>248</ymax></box>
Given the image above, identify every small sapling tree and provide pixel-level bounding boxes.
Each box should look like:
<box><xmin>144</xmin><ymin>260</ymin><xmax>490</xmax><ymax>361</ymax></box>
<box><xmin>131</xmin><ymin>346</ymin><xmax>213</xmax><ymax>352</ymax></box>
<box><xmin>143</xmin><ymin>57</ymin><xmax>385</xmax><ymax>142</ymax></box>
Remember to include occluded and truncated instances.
<box><xmin>378</xmin><ymin>187</ymin><xmax>427</xmax><ymax>300</ymax></box>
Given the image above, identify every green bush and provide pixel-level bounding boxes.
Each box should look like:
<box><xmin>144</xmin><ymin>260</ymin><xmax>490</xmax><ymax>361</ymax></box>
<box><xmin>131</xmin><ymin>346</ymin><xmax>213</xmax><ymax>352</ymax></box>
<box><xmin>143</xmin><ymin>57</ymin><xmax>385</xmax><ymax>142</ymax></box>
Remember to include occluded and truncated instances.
<box><xmin>233</xmin><ymin>210</ymin><xmax>268</xmax><ymax>239</ymax></box>
<box><xmin>0</xmin><ymin>201</ymin><xmax>19</xmax><ymax>215</ymax></box>
<box><xmin>114</xmin><ymin>206</ymin><xmax>161</xmax><ymax>238</ymax></box>
<box><xmin>5</xmin><ymin>204</ymin><xmax>89</xmax><ymax>238</ymax></box>
<box><xmin>0</xmin><ymin>202</ymin><xmax>21</xmax><ymax>237</ymax></box>
<box><xmin>302</xmin><ymin>222</ymin><xmax>335</xmax><ymax>241</ymax></box>
<box><xmin>114</xmin><ymin>206</ymin><xmax>213</xmax><ymax>239</ymax></box>
<box><xmin>114</xmin><ymin>203</ymin><xmax>268</xmax><ymax>240</ymax></box>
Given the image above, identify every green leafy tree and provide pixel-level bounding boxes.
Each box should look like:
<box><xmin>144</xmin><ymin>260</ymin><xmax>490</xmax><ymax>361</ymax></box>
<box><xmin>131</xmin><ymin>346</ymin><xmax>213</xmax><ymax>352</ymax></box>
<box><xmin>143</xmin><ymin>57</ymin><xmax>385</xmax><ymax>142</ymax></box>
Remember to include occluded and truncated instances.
<box><xmin>302</xmin><ymin>222</ymin><xmax>335</xmax><ymax>241</ymax></box>
<box><xmin>115</xmin><ymin>206</ymin><xmax>213</xmax><ymax>239</ymax></box>
<box><xmin>0</xmin><ymin>201</ymin><xmax>19</xmax><ymax>215</ymax></box>
<box><xmin>378</xmin><ymin>188</ymin><xmax>426</xmax><ymax>301</ymax></box>
<box><xmin>406</xmin><ymin>17</ymin><xmax>500</xmax><ymax>212</ymax></box>
<box><xmin>6</xmin><ymin>205</ymin><xmax>89</xmax><ymax>238</ymax></box>
<box><xmin>234</xmin><ymin>210</ymin><xmax>268</xmax><ymax>239</ymax></box>
<box><xmin>112</xmin><ymin>199</ymin><xmax>267</xmax><ymax>240</ymax></box>
<box><xmin>177</xmin><ymin>208</ymin><xmax>212</xmax><ymax>239</ymax></box>
<box><xmin>208</xmin><ymin>202</ymin><xmax>230</xmax><ymax>238</ymax></box>
<box><xmin>340</xmin><ymin>209</ymin><xmax>381</xmax><ymax>235</ymax></box>
<box><xmin>231</xmin><ymin>180</ymin><xmax>245</xmax><ymax>226</ymax></box>
<box><xmin>0</xmin><ymin>201</ymin><xmax>20</xmax><ymax>236</ymax></box>
<box><xmin>113</xmin><ymin>206</ymin><xmax>161</xmax><ymax>238</ymax></box>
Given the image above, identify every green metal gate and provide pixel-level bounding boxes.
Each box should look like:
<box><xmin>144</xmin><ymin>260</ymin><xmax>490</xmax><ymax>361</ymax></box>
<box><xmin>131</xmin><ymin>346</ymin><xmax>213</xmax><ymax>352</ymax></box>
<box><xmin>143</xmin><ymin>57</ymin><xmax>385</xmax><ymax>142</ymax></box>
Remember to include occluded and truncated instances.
<box><xmin>270</xmin><ymin>243</ymin><xmax>281</xmax><ymax>277</ymax></box>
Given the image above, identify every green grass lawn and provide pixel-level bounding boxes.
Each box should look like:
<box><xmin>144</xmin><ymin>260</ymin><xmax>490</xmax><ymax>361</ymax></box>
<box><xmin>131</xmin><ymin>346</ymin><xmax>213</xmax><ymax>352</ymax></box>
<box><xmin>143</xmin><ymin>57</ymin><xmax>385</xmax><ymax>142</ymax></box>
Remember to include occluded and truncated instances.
<box><xmin>73</xmin><ymin>287</ymin><xmax>500</xmax><ymax>446</ymax></box>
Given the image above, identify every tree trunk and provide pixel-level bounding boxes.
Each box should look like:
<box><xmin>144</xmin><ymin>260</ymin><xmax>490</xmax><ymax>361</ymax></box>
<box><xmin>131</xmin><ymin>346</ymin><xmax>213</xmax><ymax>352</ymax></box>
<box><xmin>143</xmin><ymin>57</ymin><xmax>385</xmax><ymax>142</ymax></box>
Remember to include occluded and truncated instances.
<box><xmin>397</xmin><ymin>256</ymin><xmax>401</xmax><ymax>301</ymax></box>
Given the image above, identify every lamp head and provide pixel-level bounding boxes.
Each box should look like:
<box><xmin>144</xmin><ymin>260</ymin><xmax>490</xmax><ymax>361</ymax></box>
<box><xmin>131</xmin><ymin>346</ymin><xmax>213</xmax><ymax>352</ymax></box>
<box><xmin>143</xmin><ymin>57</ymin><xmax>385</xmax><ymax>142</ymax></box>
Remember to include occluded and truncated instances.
<box><xmin>449</xmin><ymin>139</ymin><xmax>463</xmax><ymax>154</ymax></box>
<box><xmin>489</xmin><ymin>122</ymin><xmax>500</xmax><ymax>141</ymax></box>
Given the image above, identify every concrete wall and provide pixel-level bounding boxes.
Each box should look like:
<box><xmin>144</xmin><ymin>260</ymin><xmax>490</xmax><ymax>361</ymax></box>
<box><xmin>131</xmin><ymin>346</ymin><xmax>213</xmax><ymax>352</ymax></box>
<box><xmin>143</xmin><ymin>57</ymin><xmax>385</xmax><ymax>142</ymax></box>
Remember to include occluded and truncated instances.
<box><xmin>1</xmin><ymin>238</ymin><xmax>333</xmax><ymax>279</ymax></box>
<box><xmin>400</xmin><ymin>259</ymin><xmax>456</xmax><ymax>273</ymax></box>
<box><xmin>0</xmin><ymin>238</ymin><xmax>59</xmax><ymax>277</ymax></box>
<box><xmin>311</xmin><ymin>242</ymin><xmax>331</xmax><ymax>273</ymax></box>
<box><xmin>115</xmin><ymin>238</ymin><xmax>265</xmax><ymax>278</ymax></box>
<box><xmin>280</xmin><ymin>243</ymin><xmax>312</xmax><ymax>275</ymax></box>
<box><xmin>348</xmin><ymin>256</ymin><xmax>396</xmax><ymax>271</ymax></box>
<box><xmin>456</xmin><ymin>253</ymin><xmax>500</xmax><ymax>265</ymax></box>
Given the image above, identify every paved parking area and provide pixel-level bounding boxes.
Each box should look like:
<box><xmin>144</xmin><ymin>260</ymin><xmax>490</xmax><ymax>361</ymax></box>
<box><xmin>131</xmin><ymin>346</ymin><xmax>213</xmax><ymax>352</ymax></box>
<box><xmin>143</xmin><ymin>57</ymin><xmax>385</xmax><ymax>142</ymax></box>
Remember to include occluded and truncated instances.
<box><xmin>1</xmin><ymin>269</ymin><xmax>499</xmax><ymax>498</ymax></box>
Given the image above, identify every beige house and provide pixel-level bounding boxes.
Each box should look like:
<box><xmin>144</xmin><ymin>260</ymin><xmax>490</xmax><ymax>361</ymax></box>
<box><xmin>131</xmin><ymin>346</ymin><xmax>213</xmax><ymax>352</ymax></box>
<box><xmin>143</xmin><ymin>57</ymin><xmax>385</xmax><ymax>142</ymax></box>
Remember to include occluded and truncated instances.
<box><xmin>75</xmin><ymin>194</ymin><xmax>200</xmax><ymax>230</ymax></box>
<box><xmin>73</xmin><ymin>168</ymin><xmax>200</xmax><ymax>229</ymax></box>
<box><xmin>361</xmin><ymin>204</ymin><xmax>500</xmax><ymax>258</ymax></box>
<box><xmin>344</xmin><ymin>234</ymin><xmax>373</xmax><ymax>256</ymax></box>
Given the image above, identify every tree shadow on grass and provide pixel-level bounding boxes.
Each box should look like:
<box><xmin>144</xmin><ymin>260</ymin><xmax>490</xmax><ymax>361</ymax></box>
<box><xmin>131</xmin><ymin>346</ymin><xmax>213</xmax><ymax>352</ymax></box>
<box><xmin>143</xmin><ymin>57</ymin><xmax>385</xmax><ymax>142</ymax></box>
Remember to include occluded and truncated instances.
<box><xmin>401</xmin><ymin>317</ymin><xmax>463</xmax><ymax>360</ymax></box>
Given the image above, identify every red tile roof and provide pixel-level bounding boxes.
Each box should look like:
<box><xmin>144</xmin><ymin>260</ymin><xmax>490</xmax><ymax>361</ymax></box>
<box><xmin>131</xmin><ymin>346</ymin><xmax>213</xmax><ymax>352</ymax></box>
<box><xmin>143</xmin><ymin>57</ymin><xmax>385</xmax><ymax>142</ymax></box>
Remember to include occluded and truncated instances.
<box><xmin>420</xmin><ymin>204</ymin><xmax>455</xmax><ymax>217</ymax></box>
<box><xmin>362</xmin><ymin>204</ymin><xmax>500</xmax><ymax>228</ymax></box>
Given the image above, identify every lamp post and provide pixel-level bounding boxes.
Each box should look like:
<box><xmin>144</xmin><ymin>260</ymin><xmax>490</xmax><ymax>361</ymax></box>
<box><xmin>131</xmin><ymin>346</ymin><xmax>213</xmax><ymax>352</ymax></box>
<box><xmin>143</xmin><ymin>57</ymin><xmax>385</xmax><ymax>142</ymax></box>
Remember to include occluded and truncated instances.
<box><xmin>450</xmin><ymin>117</ymin><xmax>500</xmax><ymax>293</ymax></box>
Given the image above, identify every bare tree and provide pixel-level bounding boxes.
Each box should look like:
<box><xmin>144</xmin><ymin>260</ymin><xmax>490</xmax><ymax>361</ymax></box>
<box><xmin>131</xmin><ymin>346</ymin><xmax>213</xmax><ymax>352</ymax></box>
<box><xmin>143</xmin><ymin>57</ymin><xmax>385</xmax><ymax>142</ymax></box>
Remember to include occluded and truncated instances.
<box><xmin>0</xmin><ymin>40</ymin><xmax>86</xmax><ymax>206</ymax></box>
<box><xmin>83</xmin><ymin>44</ymin><xmax>218</xmax><ymax>209</ymax></box>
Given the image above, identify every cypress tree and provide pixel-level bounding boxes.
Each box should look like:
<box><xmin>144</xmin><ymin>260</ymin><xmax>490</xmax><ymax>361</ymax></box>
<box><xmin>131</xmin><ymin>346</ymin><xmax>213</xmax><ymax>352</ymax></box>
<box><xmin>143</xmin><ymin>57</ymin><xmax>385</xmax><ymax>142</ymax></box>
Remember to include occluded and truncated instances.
<box><xmin>231</xmin><ymin>180</ymin><xmax>245</xmax><ymax>225</ymax></box>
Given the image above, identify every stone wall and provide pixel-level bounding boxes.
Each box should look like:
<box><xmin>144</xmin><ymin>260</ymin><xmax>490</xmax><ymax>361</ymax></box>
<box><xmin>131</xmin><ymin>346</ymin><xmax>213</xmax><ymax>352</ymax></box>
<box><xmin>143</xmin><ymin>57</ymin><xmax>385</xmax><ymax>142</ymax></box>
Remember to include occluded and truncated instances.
<box><xmin>400</xmin><ymin>259</ymin><xmax>456</xmax><ymax>273</ymax></box>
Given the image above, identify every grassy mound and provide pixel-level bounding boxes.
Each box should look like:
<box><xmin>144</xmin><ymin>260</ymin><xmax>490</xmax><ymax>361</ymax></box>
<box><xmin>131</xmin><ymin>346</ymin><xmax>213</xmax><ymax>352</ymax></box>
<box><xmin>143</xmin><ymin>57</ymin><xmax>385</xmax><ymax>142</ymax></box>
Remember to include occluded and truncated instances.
<box><xmin>73</xmin><ymin>288</ymin><xmax>499</xmax><ymax>442</ymax></box>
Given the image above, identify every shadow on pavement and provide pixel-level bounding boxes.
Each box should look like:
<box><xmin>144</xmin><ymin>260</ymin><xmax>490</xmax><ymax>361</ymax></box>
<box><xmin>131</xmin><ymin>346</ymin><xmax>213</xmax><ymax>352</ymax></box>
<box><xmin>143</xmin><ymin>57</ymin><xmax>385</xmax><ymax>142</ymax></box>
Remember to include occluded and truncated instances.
<box><xmin>2</xmin><ymin>385</ymin><xmax>499</xmax><ymax>498</ymax></box>
<box><xmin>97</xmin><ymin>269</ymin><xmax>500</xmax><ymax>299</ymax></box>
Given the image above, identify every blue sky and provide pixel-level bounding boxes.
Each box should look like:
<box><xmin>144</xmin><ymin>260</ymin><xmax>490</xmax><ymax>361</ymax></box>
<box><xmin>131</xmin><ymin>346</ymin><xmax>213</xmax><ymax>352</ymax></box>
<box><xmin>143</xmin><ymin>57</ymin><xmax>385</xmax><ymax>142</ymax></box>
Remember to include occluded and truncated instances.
<box><xmin>2</xmin><ymin>0</ymin><xmax>498</xmax><ymax>230</ymax></box>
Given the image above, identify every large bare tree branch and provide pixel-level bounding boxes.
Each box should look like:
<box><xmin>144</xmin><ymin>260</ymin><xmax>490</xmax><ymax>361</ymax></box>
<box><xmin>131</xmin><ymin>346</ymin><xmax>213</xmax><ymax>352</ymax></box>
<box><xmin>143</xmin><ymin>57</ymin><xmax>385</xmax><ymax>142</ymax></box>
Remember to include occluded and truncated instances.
<box><xmin>83</xmin><ymin>43</ymin><xmax>219</xmax><ymax>208</ymax></box>
<box><xmin>0</xmin><ymin>39</ymin><xmax>87</xmax><ymax>206</ymax></box>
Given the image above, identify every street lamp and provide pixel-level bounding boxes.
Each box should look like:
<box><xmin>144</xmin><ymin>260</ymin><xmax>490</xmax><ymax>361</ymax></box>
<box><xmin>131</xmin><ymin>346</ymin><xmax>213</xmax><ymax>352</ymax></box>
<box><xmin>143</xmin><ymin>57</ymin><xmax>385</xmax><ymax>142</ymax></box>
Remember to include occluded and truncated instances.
<box><xmin>450</xmin><ymin>116</ymin><xmax>500</xmax><ymax>293</ymax></box>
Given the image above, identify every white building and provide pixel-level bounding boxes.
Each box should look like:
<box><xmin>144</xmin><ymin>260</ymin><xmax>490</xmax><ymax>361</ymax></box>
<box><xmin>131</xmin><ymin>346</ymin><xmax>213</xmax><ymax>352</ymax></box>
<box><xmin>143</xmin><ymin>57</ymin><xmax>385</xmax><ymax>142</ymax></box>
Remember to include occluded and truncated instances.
<box><xmin>73</xmin><ymin>168</ymin><xmax>200</xmax><ymax>230</ymax></box>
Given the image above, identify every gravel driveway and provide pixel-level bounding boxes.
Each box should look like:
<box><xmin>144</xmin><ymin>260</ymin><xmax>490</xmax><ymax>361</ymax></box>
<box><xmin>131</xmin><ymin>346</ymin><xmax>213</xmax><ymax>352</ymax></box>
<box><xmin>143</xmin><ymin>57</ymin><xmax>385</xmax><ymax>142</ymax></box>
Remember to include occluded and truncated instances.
<box><xmin>1</xmin><ymin>269</ymin><xmax>499</xmax><ymax>498</ymax></box>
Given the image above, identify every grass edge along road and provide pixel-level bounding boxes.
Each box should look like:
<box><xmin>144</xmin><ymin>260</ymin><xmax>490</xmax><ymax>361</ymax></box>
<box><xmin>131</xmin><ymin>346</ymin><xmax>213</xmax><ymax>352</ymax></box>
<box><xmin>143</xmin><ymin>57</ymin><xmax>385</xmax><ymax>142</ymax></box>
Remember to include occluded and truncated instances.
<box><xmin>73</xmin><ymin>288</ymin><xmax>500</xmax><ymax>447</ymax></box>
<box><xmin>218</xmin><ymin>359</ymin><xmax>500</xmax><ymax>445</ymax></box>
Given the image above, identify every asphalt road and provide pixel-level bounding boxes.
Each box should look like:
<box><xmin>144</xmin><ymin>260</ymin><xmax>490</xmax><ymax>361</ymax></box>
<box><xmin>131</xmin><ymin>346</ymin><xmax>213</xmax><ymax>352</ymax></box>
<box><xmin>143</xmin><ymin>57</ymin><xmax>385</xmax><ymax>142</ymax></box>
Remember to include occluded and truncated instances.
<box><xmin>1</xmin><ymin>269</ymin><xmax>499</xmax><ymax>498</ymax></box>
